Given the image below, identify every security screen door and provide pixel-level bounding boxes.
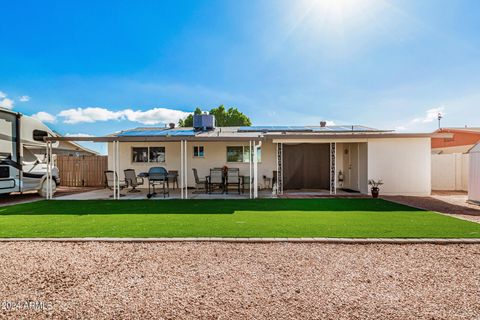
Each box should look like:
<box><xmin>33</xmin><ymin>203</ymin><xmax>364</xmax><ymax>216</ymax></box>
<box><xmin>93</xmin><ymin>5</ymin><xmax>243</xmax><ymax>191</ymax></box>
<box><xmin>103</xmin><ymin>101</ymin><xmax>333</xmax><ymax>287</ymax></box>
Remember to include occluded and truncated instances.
<box><xmin>283</xmin><ymin>143</ymin><xmax>330</xmax><ymax>190</ymax></box>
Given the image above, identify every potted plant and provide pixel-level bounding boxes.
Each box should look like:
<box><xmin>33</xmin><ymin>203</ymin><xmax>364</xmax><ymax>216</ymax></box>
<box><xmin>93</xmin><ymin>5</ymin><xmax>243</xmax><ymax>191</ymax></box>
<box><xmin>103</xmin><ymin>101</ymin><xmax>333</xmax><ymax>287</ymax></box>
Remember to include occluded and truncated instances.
<box><xmin>368</xmin><ymin>179</ymin><xmax>383</xmax><ymax>198</ymax></box>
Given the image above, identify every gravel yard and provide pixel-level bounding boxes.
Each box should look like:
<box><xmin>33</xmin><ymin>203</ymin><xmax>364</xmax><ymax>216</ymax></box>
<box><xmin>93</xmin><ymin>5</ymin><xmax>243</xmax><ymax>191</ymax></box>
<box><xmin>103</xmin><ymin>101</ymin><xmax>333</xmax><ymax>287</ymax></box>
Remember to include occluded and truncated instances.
<box><xmin>0</xmin><ymin>242</ymin><xmax>479</xmax><ymax>319</ymax></box>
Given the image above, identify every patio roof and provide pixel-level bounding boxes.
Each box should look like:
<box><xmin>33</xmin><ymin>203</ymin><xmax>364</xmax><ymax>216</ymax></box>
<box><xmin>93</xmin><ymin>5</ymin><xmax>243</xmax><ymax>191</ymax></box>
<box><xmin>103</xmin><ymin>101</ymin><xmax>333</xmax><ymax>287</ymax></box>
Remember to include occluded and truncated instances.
<box><xmin>44</xmin><ymin>124</ymin><xmax>446</xmax><ymax>143</ymax></box>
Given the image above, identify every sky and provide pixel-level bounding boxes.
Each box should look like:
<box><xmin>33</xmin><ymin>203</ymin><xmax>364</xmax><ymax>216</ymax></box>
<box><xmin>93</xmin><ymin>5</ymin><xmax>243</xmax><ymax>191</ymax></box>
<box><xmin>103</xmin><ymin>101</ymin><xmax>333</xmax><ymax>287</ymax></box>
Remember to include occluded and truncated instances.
<box><xmin>1</xmin><ymin>0</ymin><xmax>480</xmax><ymax>154</ymax></box>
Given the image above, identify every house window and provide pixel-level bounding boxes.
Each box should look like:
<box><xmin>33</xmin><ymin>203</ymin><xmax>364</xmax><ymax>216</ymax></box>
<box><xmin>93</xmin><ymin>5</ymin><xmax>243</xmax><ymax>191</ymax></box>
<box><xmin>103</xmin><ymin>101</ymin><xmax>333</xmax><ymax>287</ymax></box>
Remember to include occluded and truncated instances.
<box><xmin>226</xmin><ymin>146</ymin><xmax>261</xmax><ymax>163</ymax></box>
<box><xmin>132</xmin><ymin>147</ymin><xmax>166</xmax><ymax>163</ymax></box>
<box><xmin>132</xmin><ymin>147</ymin><xmax>148</xmax><ymax>163</ymax></box>
<box><xmin>193</xmin><ymin>146</ymin><xmax>204</xmax><ymax>157</ymax></box>
<box><xmin>149</xmin><ymin>147</ymin><xmax>166</xmax><ymax>163</ymax></box>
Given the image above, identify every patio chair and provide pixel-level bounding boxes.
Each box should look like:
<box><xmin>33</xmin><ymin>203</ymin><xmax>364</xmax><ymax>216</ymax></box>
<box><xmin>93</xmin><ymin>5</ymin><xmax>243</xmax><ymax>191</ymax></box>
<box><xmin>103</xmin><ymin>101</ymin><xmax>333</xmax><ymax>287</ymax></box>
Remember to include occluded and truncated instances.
<box><xmin>225</xmin><ymin>168</ymin><xmax>241</xmax><ymax>194</ymax></box>
<box><xmin>104</xmin><ymin>170</ymin><xmax>127</xmax><ymax>197</ymax></box>
<box><xmin>192</xmin><ymin>168</ymin><xmax>207</xmax><ymax>193</ymax></box>
<box><xmin>208</xmin><ymin>168</ymin><xmax>224</xmax><ymax>194</ymax></box>
<box><xmin>168</xmin><ymin>170</ymin><xmax>179</xmax><ymax>189</ymax></box>
<box><xmin>146</xmin><ymin>167</ymin><xmax>169</xmax><ymax>199</ymax></box>
<box><xmin>124</xmin><ymin>169</ymin><xmax>144</xmax><ymax>192</ymax></box>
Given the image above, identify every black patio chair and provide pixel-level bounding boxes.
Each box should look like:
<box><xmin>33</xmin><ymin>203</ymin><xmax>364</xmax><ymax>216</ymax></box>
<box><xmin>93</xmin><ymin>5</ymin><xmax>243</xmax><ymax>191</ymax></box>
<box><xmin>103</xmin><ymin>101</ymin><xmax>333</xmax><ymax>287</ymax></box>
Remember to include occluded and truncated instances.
<box><xmin>225</xmin><ymin>168</ymin><xmax>241</xmax><ymax>194</ymax></box>
<box><xmin>208</xmin><ymin>168</ymin><xmax>224</xmax><ymax>194</ymax></box>
<box><xmin>124</xmin><ymin>169</ymin><xmax>144</xmax><ymax>192</ymax></box>
<box><xmin>104</xmin><ymin>170</ymin><xmax>127</xmax><ymax>197</ymax></box>
<box><xmin>192</xmin><ymin>168</ymin><xmax>207</xmax><ymax>193</ymax></box>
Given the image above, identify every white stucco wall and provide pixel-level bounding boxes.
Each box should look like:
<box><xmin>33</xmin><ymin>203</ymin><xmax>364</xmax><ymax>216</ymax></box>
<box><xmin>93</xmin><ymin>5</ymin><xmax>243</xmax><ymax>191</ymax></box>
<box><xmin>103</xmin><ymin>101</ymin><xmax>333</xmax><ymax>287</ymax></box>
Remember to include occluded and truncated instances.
<box><xmin>367</xmin><ymin>138</ymin><xmax>431</xmax><ymax>196</ymax></box>
<box><xmin>469</xmin><ymin>151</ymin><xmax>480</xmax><ymax>202</ymax></box>
<box><xmin>431</xmin><ymin>153</ymin><xmax>469</xmax><ymax>191</ymax></box>
<box><xmin>108</xmin><ymin>140</ymin><xmax>277</xmax><ymax>188</ymax></box>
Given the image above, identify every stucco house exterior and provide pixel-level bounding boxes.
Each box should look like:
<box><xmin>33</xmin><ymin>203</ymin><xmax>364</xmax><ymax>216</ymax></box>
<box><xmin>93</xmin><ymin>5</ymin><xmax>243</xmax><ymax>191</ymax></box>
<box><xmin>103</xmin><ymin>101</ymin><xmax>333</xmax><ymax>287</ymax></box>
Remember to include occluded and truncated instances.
<box><xmin>106</xmin><ymin>117</ymin><xmax>432</xmax><ymax>197</ymax></box>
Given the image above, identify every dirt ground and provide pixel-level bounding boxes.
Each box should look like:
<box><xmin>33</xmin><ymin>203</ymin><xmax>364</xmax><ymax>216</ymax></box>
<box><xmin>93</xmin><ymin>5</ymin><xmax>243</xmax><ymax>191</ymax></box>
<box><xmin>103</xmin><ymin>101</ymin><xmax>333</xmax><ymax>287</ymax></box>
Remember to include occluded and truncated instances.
<box><xmin>0</xmin><ymin>242</ymin><xmax>479</xmax><ymax>319</ymax></box>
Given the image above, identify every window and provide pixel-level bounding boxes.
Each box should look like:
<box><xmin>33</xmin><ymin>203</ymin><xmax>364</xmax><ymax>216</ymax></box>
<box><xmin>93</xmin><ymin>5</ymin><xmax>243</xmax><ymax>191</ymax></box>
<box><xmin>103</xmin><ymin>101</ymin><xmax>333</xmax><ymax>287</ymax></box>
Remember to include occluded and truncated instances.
<box><xmin>132</xmin><ymin>147</ymin><xmax>148</xmax><ymax>163</ymax></box>
<box><xmin>193</xmin><ymin>146</ymin><xmax>204</xmax><ymax>157</ymax></box>
<box><xmin>226</xmin><ymin>146</ymin><xmax>261</xmax><ymax>163</ymax></box>
<box><xmin>149</xmin><ymin>147</ymin><xmax>166</xmax><ymax>163</ymax></box>
<box><xmin>132</xmin><ymin>147</ymin><xmax>166</xmax><ymax>163</ymax></box>
<box><xmin>33</xmin><ymin>130</ymin><xmax>48</xmax><ymax>142</ymax></box>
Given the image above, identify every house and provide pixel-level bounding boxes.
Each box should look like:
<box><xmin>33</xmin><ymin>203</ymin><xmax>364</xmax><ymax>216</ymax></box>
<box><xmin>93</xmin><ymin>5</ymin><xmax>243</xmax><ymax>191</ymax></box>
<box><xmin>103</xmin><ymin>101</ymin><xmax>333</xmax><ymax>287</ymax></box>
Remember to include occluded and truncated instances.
<box><xmin>468</xmin><ymin>142</ymin><xmax>480</xmax><ymax>204</ymax></box>
<box><xmin>431</xmin><ymin>127</ymin><xmax>480</xmax><ymax>154</ymax></box>
<box><xmin>105</xmin><ymin>115</ymin><xmax>432</xmax><ymax>197</ymax></box>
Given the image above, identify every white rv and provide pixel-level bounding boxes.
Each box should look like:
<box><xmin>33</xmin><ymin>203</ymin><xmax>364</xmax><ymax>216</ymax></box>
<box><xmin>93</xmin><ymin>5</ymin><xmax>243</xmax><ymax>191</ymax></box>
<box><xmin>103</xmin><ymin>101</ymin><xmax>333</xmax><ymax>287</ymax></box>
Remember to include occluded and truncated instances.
<box><xmin>0</xmin><ymin>108</ymin><xmax>59</xmax><ymax>197</ymax></box>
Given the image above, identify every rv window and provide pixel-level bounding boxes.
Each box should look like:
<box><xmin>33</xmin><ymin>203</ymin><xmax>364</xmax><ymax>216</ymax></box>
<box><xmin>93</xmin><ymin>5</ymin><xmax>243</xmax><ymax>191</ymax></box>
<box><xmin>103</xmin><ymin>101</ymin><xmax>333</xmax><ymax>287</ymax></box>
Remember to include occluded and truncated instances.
<box><xmin>33</xmin><ymin>130</ymin><xmax>48</xmax><ymax>142</ymax></box>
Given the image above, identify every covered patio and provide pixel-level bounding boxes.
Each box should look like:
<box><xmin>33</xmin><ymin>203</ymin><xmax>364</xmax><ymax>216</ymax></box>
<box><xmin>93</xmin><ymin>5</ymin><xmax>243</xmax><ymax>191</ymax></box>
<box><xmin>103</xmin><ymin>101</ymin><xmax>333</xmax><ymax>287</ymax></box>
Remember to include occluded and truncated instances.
<box><xmin>44</xmin><ymin>133</ymin><xmax>266</xmax><ymax>200</ymax></box>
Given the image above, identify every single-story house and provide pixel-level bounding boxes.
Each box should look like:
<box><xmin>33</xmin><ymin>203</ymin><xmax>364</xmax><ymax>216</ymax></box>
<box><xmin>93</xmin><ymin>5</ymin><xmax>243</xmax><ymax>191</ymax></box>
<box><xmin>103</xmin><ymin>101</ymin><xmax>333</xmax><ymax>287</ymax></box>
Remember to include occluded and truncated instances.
<box><xmin>104</xmin><ymin>115</ymin><xmax>433</xmax><ymax>198</ymax></box>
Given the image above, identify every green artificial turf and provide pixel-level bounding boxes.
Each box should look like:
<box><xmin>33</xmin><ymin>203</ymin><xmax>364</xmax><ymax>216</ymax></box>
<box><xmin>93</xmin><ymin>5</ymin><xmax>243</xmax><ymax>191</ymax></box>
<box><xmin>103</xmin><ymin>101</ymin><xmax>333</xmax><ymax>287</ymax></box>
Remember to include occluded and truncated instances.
<box><xmin>0</xmin><ymin>198</ymin><xmax>479</xmax><ymax>238</ymax></box>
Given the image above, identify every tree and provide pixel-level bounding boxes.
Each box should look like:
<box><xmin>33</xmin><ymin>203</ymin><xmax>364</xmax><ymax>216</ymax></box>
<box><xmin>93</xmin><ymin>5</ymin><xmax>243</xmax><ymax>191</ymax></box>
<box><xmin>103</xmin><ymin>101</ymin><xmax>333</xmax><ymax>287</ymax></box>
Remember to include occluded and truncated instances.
<box><xmin>178</xmin><ymin>105</ymin><xmax>252</xmax><ymax>127</ymax></box>
<box><xmin>178</xmin><ymin>107</ymin><xmax>202</xmax><ymax>127</ymax></box>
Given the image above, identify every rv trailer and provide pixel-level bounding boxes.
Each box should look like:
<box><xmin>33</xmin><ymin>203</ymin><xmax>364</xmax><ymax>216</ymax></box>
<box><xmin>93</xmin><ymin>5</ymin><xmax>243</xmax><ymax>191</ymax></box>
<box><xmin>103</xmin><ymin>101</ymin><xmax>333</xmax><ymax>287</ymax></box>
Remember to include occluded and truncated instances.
<box><xmin>0</xmin><ymin>108</ymin><xmax>60</xmax><ymax>197</ymax></box>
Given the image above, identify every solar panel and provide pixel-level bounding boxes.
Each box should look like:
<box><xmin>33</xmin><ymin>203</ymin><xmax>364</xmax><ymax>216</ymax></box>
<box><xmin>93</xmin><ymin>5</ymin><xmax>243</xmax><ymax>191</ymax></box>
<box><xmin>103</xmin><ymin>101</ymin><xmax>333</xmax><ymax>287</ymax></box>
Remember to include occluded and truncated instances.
<box><xmin>238</xmin><ymin>126</ymin><xmax>314</xmax><ymax>132</ymax></box>
<box><xmin>117</xmin><ymin>129</ymin><xmax>196</xmax><ymax>137</ymax></box>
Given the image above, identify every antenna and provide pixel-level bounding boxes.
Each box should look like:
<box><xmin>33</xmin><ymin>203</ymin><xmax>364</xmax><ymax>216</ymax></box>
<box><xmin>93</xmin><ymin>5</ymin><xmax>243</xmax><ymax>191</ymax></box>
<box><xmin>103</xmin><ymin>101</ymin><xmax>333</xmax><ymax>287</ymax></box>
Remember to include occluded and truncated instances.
<box><xmin>437</xmin><ymin>112</ymin><xmax>443</xmax><ymax>129</ymax></box>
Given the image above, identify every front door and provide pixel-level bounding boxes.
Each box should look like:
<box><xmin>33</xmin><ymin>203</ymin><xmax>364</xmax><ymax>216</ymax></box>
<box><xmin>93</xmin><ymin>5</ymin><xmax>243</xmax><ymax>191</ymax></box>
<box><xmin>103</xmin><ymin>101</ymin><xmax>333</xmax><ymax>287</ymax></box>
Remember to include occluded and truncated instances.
<box><xmin>342</xmin><ymin>143</ymin><xmax>359</xmax><ymax>191</ymax></box>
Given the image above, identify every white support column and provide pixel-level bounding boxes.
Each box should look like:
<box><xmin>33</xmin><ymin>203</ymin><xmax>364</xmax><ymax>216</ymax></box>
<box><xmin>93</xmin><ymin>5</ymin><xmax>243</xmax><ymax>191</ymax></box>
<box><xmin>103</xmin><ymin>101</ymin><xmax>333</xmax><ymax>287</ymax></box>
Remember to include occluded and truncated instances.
<box><xmin>253</xmin><ymin>141</ymin><xmax>260</xmax><ymax>199</ymax></box>
<box><xmin>49</xmin><ymin>141</ymin><xmax>53</xmax><ymax>199</ymax></box>
<box><xmin>180</xmin><ymin>140</ymin><xmax>184</xmax><ymax>199</ymax></box>
<box><xmin>112</xmin><ymin>140</ymin><xmax>119</xmax><ymax>200</ymax></box>
<box><xmin>46</xmin><ymin>141</ymin><xmax>51</xmax><ymax>199</ymax></box>
<box><xmin>116</xmin><ymin>140</ymin><xmax>121</xmax><ymax>199</ymax></box>
<box><xmin>249</xmin><ymin>140</ymin><xmax>252</xmax><ymax>199</ymax></box>
<box><xmin>184</xmin><ymin>140</ymin><xmax>188</xmax><ymax>199</ymax></box>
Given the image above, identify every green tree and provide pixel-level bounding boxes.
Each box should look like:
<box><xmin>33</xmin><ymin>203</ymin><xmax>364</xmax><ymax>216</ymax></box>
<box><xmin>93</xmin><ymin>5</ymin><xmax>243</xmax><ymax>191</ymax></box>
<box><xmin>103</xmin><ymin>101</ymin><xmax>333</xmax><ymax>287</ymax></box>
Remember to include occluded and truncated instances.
<box><xmin>178</xmin><ymin>107</ymin><xmax>202</xmax><ymax>127</ymax></box>
<box><xmin>178</xmin><ymin>105</ymin><xmax>252</xmax><ymax>127</ymax></box>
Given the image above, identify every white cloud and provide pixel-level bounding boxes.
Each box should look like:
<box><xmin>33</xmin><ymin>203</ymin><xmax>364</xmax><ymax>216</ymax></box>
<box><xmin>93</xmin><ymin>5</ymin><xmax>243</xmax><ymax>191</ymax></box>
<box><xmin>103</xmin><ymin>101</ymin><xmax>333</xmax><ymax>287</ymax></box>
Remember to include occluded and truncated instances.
<box><xmin>412</xmin><ymin>107</ymin><xmax>445</xmax><ymax>123</ymax></box>
<box><xmin>58</xmin><ymin>106</ymin><xmax>190</xmax><ymax>125</ymax></box>
<box><xmin>31</xmin><ymin>111</ymin><xmax>56</xmax><ymax>123</ymax></box>
<box><xmin>0</xmin><ymin>97</ymin><xmax>14</xmax><ymax>109</ymax></box>
<box><xmin>64</xmin><ymin>133</ymin><xmax>94</xmax><ymax>137</ymax></box>
<box><xmin>19</xmin><ymin>95</ymin><xmax>30</xmax><ymax>102</ymax></box>
<box><xmin>0</xmin><ymin>91</ymin><xmax>6</xmax><ymax>99</ymax></box>
<box><xmin>122</xmin><ymin>108</ymin><xmax>190</xmax><ymax>125</ymax></box>
<box><xmin>58</xmin><ymin>107</ymin><xmax>123</xmax><ymax>124</ymax></box>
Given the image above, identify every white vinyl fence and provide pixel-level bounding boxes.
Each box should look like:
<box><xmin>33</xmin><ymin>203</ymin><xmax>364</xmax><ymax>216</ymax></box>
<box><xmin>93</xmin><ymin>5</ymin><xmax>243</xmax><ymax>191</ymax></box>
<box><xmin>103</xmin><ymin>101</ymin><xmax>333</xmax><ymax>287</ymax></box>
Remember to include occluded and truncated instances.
<box><xmin>431</xmin><ymin>153</ymin><xmax>469</xmax><ymax>191</ymax></box>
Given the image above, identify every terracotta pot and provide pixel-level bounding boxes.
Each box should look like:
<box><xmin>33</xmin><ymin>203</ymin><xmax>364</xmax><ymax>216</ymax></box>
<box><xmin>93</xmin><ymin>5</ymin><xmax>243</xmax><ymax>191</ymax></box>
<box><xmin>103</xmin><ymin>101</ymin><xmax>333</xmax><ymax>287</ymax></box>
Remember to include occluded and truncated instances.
<box><xmin>371</xmin><ymin>187</ymin><xmax>379</xmax><ymax>198</ymax></box>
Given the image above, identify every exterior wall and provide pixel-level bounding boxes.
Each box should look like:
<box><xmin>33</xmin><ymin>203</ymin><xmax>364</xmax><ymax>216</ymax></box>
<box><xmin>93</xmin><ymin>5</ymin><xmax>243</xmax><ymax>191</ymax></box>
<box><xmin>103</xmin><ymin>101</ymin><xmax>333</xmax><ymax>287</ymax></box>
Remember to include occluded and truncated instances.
<box><xmin>358</xmin><ymin>143</ymin><xmax>368</xmax><ymax>194</ymax></box>
<box><xmin>469</xmin><ymin>152</ymin><xmax>480</xmax><ymax>202</ymax></box>
<box><xmin>431</xmin><ymin>153</ymin><xmax>469</xmax><ymax>191</ymax></box>
<box><xmin>368</xmin><ymin>138</ymin><xmax>431</xmax><ymax>196</ymax></box>
<box><xmin>108</xmin><ymin>140</ymin><xmax>277</xmax><ymax>188</ymax></box>
<box><xmin>107</xmin><ymin>137</ymin><xmax>431</xmax><ymax>196</ymax></box>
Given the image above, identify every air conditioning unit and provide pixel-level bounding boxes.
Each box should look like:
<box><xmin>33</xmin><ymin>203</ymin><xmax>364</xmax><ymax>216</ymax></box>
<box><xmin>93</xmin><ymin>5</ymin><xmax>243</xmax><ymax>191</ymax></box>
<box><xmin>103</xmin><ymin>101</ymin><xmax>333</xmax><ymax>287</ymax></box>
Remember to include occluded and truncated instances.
<box><xmin>193</xmin><ymin>114</ymin><xmax>215</xmax><ymax>131</ymax></box>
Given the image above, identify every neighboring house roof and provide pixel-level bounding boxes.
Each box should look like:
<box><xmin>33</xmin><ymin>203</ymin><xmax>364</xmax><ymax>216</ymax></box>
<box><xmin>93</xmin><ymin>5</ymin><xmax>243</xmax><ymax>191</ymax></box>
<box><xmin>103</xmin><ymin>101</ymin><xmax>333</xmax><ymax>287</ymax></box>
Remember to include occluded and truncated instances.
<box><xmin>432</xmin><ymin>127</ymin><xmax>480</xmax><ymax>150</ymax></box>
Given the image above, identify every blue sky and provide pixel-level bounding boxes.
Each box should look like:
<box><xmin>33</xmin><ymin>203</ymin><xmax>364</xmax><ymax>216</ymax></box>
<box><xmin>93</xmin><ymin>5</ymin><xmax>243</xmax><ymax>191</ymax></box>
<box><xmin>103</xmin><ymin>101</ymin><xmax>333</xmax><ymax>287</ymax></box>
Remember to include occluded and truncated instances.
<box><xmin>1</xmin><ymin>0</ymin><xmax>480</xmax><ymax>153</ymax></box>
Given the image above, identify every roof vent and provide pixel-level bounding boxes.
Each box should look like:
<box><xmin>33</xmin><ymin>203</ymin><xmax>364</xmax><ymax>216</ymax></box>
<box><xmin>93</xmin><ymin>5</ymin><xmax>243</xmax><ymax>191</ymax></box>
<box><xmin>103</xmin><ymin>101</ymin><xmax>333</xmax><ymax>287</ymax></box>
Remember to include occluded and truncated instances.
<box><xmin>193</xmin><ymin>114</ymin><xmax>215</xmax><ymax>131</ymax></box>
<box><xmin>169</xmin><ymin>123</ymin><xmax>175</xmax><ymax>129</ymax></box>
<box><xmin>320</xmin><ymin>121</ymin><xmax>327</xmax><ymax>127</ymax></box>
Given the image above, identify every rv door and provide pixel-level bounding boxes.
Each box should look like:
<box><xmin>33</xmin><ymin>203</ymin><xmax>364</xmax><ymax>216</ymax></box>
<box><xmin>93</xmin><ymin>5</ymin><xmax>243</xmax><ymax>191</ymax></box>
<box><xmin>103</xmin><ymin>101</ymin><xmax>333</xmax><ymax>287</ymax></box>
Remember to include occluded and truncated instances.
<box><xmin>0</xmin><ymin>109</ymin><xmax>21</xmax><ymax>194</ymax></box>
